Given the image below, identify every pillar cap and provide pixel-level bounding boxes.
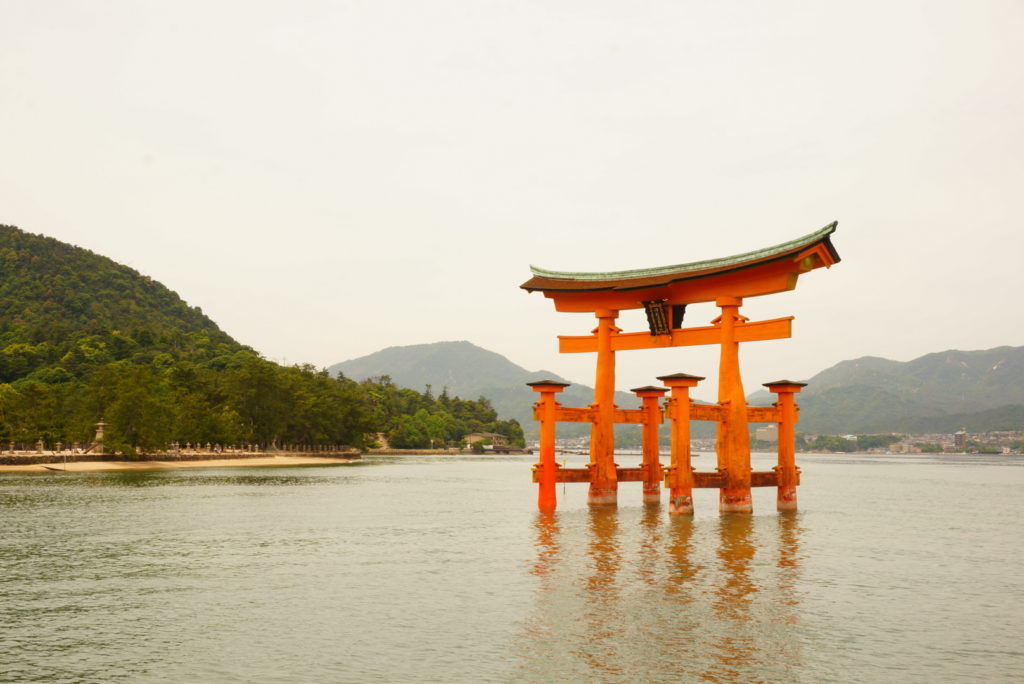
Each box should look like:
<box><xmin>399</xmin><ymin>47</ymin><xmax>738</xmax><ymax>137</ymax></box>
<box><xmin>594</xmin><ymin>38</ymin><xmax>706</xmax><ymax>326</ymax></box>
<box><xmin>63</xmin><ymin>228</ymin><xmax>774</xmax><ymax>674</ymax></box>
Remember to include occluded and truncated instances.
<box><xmin>657</xmin><ymin>372</ymin><xmax>704</xmax><ymax>387</ymax></box>
<box><xmin>656</xmin><ymin>372</ymin><xmax>705</xmax><ymax>381</ymax></box>
<box><xmin>763</xmin><ymin>380</ymin><xmax>808</xmax><ymax>391</ymax></box>
<box><xmin>630</xmin><ymin>385</ymin><xmax>668</xmax><ymax>395</ymax></box>
<box><xmin>526</xmin><ymin>379</ymin><xmax>570</xmax><ymax>391</ymax></box>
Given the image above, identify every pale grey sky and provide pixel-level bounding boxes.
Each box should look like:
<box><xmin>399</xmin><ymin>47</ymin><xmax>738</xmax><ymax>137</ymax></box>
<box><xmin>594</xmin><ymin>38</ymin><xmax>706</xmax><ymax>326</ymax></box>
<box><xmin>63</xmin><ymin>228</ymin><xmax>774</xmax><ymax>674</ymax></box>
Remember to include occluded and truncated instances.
<box><xmin>2</xmin><ymin>1</ymin><xmax>1022</xmax><ymax>400</ymax></box>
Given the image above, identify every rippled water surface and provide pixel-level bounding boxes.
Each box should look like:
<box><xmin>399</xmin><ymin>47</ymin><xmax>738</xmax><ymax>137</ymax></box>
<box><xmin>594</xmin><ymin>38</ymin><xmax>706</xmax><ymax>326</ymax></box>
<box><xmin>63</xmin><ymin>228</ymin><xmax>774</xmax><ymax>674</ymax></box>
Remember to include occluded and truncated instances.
<box><xmin>2</xmin><ymin>452</ymin><xmax>1022</xmax><ymax>682</ymax></box>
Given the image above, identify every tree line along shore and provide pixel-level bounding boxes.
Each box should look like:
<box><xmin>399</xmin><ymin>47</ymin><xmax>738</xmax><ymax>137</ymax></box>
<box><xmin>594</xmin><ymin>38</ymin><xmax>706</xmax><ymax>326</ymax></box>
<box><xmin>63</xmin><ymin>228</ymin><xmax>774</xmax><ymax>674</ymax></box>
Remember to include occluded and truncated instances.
<box><xmin>0</xmin><ymin>226</ymin><xmax>525</xmax><ymax>457</ymax></box>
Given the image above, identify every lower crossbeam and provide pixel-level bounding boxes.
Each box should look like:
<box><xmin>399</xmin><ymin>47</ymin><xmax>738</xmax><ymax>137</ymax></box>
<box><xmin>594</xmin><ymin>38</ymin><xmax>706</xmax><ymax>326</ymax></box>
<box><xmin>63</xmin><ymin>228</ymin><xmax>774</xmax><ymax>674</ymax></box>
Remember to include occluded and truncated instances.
<box><xmin>535</xmin><ymin>468</ymin><xmax>796</xmax><ymax>487</ymax></box>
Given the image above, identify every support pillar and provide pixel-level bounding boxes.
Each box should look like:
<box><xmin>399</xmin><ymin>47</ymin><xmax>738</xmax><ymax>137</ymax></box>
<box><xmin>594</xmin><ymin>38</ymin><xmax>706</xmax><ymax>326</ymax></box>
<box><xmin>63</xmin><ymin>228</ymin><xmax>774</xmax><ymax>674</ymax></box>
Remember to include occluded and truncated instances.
<box><xmin>715</xmin><ymin>297</ymin><xmax>752</xmax><ymax>513</ymax></box>
<box><xmin>632</xmin><ymin>385</ymin><xmax>668</xmax><ymax>504</ymax></box>
<box><xmin>528</xmin><ymin>380</ymin><xmax>570</xmax><ymax>511</ymax></box>
<box><xmin>658</xmin><ymin>373</ymin><xmax>704</xmax><ymax>515</ymax></box>
<box><xmin>589</xmin><ymin>309</ymin><xmax>620</xmax><ymax>506</ymax></box>
<box><xmin>764</xmin><ymin>380</ymin><xmax>806</xmax><ymax>511</ymax></box>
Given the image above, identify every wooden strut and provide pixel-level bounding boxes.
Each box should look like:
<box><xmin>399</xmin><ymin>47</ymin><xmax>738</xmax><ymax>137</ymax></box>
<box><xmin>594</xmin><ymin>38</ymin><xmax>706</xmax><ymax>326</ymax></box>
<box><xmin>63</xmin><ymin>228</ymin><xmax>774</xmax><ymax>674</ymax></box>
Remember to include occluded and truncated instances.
<box><xmin>529</xmin><ymin>371</ymin><xmax>806</xmax><ymax>513</ymax></box>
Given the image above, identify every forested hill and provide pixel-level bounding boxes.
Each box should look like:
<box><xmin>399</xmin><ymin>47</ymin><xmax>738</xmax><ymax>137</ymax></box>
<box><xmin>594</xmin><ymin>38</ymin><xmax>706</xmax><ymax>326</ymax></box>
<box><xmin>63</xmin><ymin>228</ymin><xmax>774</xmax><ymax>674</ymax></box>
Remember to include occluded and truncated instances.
<box><xmin>0</xmin><ymin>225</ymin><xmax>523</xmax><ymax>453</ymax></box>
<box><xmin>748</xmin><ymin>346</ymin><xmax>1024</xmax><ymax>433</ymax></box>
<box><xmin>0</xmin><ymin>225</ymin><xmax>234</xmax><ymax>357</ymax></box>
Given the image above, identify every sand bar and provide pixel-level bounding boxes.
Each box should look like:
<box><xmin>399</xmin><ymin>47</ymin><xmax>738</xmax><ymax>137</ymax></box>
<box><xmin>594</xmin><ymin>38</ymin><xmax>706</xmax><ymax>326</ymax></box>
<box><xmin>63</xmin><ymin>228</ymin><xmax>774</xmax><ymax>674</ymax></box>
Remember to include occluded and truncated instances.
<box><xmin>0</xmin><ymin>455</ymin><xmax>360</xmax><ymax>473</ymax></box>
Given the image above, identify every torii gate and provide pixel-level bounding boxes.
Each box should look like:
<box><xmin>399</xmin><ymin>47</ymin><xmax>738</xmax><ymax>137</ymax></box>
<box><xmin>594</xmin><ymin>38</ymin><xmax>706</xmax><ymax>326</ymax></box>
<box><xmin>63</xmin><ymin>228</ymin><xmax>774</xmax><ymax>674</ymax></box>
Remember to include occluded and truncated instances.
<box><xmin>521</xmin><ymin>222</ymin><xmax>840</xmax><ymax>513</ymax></box>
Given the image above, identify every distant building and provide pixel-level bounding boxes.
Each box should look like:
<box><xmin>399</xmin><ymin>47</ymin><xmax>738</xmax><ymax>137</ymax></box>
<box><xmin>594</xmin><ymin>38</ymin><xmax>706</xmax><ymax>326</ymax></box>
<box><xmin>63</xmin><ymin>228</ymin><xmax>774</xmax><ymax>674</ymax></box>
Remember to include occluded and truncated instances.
<box><xmin>954</xmin><ymin>428</ymin><xmax>968</xmax><ymax>450</ymax></box>
<box><xmin>754</xmin><ymin>425</ymin><xmax>778</xmax><ymax>443</ymax></box>
<box><xmin>464</xmin><ymin>432</ymin><xmax>508</xmax><ymax>447</ymax></box>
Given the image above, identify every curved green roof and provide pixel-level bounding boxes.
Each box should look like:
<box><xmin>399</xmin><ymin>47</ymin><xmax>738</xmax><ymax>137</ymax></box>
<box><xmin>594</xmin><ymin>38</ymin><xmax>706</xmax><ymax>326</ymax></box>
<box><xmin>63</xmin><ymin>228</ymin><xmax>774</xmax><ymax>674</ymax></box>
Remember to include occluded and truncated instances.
<box><xmin>528</xmin><ymin>222</ymin><xmax>838</xmax><ymax>282</ymax></box>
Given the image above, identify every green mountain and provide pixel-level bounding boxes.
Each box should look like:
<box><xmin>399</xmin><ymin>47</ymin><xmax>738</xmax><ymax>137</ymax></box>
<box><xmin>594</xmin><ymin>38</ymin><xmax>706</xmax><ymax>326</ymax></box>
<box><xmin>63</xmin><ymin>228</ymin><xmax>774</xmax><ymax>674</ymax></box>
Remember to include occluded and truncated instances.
<box><xmin>329</xmin><ymin>341</ymin><xmax>639</xmax><ymax>438</ymax></box>
<box><xmin>0</xmin><ymin>224</ymin><xmax>378</xmax><ymax>452</ymax></box>
<box><xmin>748</xmin><ymin>346</ymin><xmax>1024</xmax><ymax>434</ymax></box>
<box><xmin>0</xmin><ymin>225</ymin><xmax>243</xmax><ymax>380</ymax></box>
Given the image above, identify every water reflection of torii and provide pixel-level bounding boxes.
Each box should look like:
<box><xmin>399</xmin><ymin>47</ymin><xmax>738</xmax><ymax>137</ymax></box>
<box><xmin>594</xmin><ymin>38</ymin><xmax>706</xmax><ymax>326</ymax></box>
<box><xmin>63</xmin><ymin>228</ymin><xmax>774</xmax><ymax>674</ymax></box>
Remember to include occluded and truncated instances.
<box><xmin>522</xmin><ymin>223</ymin><xmax>840</xmax><ymax>513</ymax></box>
<box><xmin>523</xmin><ymin>511</ymin><xmax>806</xmax><ymax>681</ymax></box>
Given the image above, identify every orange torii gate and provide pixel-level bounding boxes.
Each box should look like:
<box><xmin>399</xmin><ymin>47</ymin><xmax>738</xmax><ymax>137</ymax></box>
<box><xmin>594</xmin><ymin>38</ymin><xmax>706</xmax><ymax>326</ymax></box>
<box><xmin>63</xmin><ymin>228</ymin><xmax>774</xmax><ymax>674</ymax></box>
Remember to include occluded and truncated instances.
<box><xmin>522</xmin><ymin>223</ymin><xmax>840</xmax><ymax>513</ymax></box>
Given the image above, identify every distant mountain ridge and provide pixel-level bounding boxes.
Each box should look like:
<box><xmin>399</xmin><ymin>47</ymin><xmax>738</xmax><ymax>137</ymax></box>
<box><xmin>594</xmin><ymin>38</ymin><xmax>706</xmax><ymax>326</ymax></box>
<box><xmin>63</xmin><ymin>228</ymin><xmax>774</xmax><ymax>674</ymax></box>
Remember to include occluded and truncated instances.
<box><xmin>749</xmin><ymin>346</ymin><xmax>1024</xmax><ymax>433</ymax></box>
<box><xmin>329</xmin><ymin>341</ymin><xmax>636</xmax><ymax>437</ymax></box>
<box><xmin>334</xmin><ymin>341</ymin><xmax>1024</xmax><ymax>437</ymax></box>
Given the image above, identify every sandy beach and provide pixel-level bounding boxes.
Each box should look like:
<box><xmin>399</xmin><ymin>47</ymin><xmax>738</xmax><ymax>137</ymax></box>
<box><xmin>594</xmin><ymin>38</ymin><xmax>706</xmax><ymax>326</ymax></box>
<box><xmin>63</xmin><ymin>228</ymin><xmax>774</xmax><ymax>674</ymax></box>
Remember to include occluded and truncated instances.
<box><xmin>0</xmin><ymin>455</ymin><xmax>360</xmax><ymax>473</ymax></box>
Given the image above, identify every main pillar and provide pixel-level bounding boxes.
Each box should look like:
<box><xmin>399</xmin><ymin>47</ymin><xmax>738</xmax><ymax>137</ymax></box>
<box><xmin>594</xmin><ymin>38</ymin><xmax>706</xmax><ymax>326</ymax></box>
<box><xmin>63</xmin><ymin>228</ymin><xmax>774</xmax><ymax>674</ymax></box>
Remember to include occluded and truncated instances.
<box><xmin>764</xmin><ymin>380</ymin><xmax>806</xmax><ymax>511</ymax></box>
<box><xmin>715</xmin><ymin>297</ymin><xmax>753</xmax><ymax>513</ymax></box>
<box><xmin>659</xmin><ymin>373</ymin><xmax>704</xmax><ymax>515</ymax></box>
<box><xmin>588</xmin><ymin>309</ymin><xmax>620</xmax><ymax>506</ymax></box>
<box><xmin>632</xmin><ymin>385</ymin><xmax>668</xmax><ymax>504</ymax></box>
<box><xmin>528</xmin><ymin>380</ymin><xmax>570</xmax><ymax>511</ymax></box>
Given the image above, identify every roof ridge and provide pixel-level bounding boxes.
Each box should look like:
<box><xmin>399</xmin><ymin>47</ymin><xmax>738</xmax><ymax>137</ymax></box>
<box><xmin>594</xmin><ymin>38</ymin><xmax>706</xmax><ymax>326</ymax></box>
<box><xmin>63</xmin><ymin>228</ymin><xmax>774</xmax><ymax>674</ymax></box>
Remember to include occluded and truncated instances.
<box><xmin>528</xmin><ymin>221</ymin><xmax>837</xmax><ymax>281</ymax></box>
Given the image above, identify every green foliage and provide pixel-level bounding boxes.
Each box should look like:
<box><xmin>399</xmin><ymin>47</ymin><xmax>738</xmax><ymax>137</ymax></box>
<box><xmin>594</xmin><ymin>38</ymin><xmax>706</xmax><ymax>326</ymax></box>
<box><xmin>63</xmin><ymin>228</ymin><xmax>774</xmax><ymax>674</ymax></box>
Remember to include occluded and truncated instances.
<box><xmin>854</xmin><ymin>434</ymin><xmax>903</xmax><ymax>449</ymax></box>
<box><xmin>966</xmin><ymin>441</ymin><xmax>1002</xmax><ymax>454</ymax></box>
<box><xmin>806</xmin><ymin>434</ymin><xmax>857</xmax><ymax>453</ymax></box>
<box><xmin>361</xmin><ymin>378</ymin><xmax>525</xmax><ymax>449</ymax></box>
<box><xmin>913</xmin><ymin>443</ymin><xmax>945</xmax><ymax>453</ymax></box>
<box><xmin>798</xmin><ymin>433</ymin><xmax>902</xmax><ymax>453</ymax></box>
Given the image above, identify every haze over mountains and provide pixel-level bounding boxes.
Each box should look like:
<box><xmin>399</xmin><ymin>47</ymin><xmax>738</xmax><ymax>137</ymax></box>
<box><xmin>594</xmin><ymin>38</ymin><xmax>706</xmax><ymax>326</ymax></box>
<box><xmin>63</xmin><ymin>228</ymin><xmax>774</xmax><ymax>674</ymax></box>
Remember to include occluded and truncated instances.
<box><xmin>328</xmin><ymin>341</ymin><xmax>637</xmax><ymax>438</ymax></box>
<box><xmin>332</xmin><ymin>341</ymin><xmax>1024</xmax><ymax>436</ymax></box>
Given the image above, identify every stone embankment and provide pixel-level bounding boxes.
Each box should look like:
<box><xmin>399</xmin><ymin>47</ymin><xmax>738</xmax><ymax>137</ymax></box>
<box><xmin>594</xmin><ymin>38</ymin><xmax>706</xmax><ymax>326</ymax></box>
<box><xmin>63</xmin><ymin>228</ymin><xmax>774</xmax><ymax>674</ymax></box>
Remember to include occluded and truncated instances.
<box><xmin>0</xmin><ymin>446</ymin><xmax>361</xmax><ymax>466</ymax></box>
<box><xmin>367</xmin><ymin>447</ymin><xmax>533</xmax><ymax>455</ymax></box>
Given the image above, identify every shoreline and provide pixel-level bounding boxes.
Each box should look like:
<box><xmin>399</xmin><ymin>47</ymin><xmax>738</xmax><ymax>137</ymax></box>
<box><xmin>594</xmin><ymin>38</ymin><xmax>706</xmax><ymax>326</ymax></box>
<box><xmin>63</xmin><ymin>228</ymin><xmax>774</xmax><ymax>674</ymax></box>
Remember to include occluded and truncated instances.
<box><xmin>0</xmin><ymin>455</ymin><xmax>361</xmax><ymax>473</ymax></box>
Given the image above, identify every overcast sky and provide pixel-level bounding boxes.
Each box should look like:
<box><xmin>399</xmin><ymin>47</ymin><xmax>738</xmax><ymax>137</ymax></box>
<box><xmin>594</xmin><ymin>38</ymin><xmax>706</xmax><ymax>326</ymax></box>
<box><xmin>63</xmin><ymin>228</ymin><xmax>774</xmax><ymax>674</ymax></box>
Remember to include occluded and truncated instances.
<box><xmin>2</xmin><ymin>1</ymin><xmax>1022</xmax><ymax>401</ymax></box>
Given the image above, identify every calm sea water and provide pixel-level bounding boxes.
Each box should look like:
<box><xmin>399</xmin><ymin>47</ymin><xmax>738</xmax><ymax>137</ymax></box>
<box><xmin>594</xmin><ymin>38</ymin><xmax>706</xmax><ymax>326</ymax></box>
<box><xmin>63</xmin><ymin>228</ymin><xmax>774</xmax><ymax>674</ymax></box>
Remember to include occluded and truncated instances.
<box><xmin>1</xmin><ymin>451</ymin><xmax>1022</xmax><ymax>683</ymax></box>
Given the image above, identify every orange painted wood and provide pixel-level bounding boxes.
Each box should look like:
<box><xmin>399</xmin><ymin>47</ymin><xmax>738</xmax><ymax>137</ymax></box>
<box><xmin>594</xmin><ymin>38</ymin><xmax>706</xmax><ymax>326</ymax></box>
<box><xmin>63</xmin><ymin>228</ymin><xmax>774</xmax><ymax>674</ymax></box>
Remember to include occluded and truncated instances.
<box><xmin>540</xmin><ymin>263</ymin><xmax>802</xmax><ymax>313</ymax></box>
<box><xmin>531</xmin><ymin>405</ymin><xmax>652</xmax><ymax>425</ymax></box>
<box><xmin>612</xmin><ymin>408</ymin><xmax>648</xmax><ymax>425</ymax></box>
<box><xmin>746</xmin><ymin>406</ymin><xmax>781</xmax><ymax>422</ymax></box>
<box><xmin>635</xmin><ymin>389</ymin><xmax>666</xmax><ymax>502</ymax></box>
<box><xmin>692</xmin><ymin>471</ymin><xmax>727</xmax><ymax>488</ymax></box>
<box><xmin>532</xmin><ymin>467</ymin><xmax>588</xmax><ymax>484</ymax></box>
<box><xmin>715</xmin><ymin>299</ymin><xmax>753</xmax><ymax>512</ymax></box>
<box><xmin>751</xmin><ymin>470</ymin><xmax>780</xmax><ymax>487</ymax></box>
<box><xmin>558</xmin><ymin>317</ymin><xmax>792</xmax><ymax>353</ymax></box>
<box><xmin>528</xmin><ymin>382</ymin><xmax>568</xmax><ymax>511</ymax></box>
<box><xmin>546</xmin><ymin>468</ymin><xmax>788</xmax><ymax>487</ymax></box>
<box><xmin>588</xmin><ymin>310</ymin><xmax>619</xmax><ymax>505</ymax></box>
<box><xmin>660</xmin><ymin>375</ymin><xmax>700</xmax><ymax>513</ymax></box>
<box><xmin>555</xmin><ymin>406</ymin><xmax>596</xmax><ymax>423</ymax></box>
<box><xmin>765</xmin><ymin>382</ymin><xmax>806</xmax><ymax>510</ymax></box>
<box><xmin>615</xmin><ymin>467</ymin><xmax>647</xmax><ymax>482</ymax></box>
<box><xmin>684</xmin><ymin>471</ymin><xmax>781</xmax><ymax>488</ymax></box>
<box><xmin>688</xmin><ymin>404</ymin><xmax>726</xmax><ymax>421</ymax></box>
